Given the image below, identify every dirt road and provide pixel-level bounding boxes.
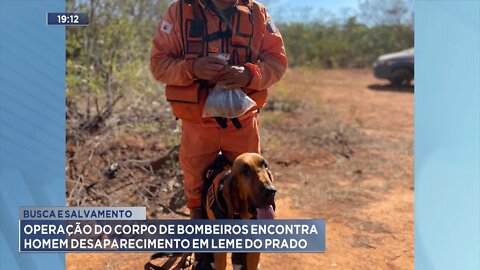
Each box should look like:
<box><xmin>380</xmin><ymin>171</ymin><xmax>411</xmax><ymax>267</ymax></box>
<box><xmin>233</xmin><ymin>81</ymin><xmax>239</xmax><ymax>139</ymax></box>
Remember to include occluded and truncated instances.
<box><xmin>67</xmin><ymin>68</ymin><xmax>414</xmax><ymax>270</ymax></box>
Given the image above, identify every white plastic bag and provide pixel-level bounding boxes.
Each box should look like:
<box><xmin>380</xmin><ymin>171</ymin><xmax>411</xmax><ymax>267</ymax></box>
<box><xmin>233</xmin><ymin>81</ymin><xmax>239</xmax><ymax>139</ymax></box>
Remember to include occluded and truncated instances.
<box><xmin>202</xmin><ymin>87</ymin><xmax>257</xmax><ymax>118</ymax></box>
<box><xmin>202</xmin><ymin>54</ymin><xmax>257</xmax><ymax>118</ymax></box>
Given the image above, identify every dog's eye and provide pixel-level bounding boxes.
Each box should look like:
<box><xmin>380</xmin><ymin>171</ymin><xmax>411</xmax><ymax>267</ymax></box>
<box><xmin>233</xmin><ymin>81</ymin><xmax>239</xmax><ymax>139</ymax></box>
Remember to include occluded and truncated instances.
<box><xmin>241</xmin><ymin>166</ymin><xmax>250</xmax><ymax>176</ymax></box>
<box><xmin>263</xmin><ymin>162</ymin><xmax>269</xmax><ymax>169</ymax></box>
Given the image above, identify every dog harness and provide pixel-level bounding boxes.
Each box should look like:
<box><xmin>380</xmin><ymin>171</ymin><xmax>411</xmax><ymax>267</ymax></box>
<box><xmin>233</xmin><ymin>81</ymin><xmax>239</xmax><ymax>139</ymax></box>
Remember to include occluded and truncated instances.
<box><xmin>205</xmin><ymin>170</ymin><xmax>230</xmax><ymax>219</ymax></box>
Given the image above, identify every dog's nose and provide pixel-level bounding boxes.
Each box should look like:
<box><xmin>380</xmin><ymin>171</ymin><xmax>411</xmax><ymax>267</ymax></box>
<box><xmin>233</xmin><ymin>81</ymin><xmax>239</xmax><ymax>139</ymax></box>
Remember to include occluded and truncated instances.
<box><xmin>263</xmin><ymin>186</ymin><xmax>277</xmax><ymax>198</ymax></box>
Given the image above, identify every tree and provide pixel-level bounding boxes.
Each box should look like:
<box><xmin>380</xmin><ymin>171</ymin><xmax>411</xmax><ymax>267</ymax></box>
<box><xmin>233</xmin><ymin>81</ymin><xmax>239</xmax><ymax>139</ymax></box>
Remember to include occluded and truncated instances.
<box><xmin>66</xmin><ymin>0</ymin><xmax>169</xmax><ymax>99</ymax></box>
<box><xmin>358</xmin><ymin>0</ymin><xmax>413</xmax><ymax>27</ymax></box>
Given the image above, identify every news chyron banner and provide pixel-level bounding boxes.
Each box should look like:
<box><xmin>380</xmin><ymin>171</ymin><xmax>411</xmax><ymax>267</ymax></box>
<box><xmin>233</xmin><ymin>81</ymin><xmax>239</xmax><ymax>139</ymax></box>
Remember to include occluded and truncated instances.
<box><xmin>19</xmin><ymin>207</ymin><xmax>325</xmax><ymax>252</ymax></box>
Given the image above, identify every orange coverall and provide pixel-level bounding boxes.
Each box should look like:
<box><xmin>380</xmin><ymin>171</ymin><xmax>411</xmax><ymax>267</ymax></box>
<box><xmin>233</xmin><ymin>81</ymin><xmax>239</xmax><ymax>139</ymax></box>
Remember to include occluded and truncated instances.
<box><xmin>150</xmin><ymin>0</ymin><xmax>287</xmax><ymax>208</ymax></box>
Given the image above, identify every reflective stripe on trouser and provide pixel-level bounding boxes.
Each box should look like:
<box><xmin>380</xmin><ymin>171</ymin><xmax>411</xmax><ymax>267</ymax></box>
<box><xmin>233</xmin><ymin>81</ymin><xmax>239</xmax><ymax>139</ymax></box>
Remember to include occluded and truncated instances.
<box><xmin>179</xmin><ymin>113</ymin><xmax>261</xmax><ymax>208</ymax></box>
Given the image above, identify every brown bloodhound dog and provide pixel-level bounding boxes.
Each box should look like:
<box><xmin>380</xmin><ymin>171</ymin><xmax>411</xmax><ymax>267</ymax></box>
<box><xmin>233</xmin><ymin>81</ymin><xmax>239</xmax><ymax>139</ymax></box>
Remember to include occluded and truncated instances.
<box><xmin>195</xmin><ymin>152</ymin><xmax>276</xmax><ymax>270</ymax></box>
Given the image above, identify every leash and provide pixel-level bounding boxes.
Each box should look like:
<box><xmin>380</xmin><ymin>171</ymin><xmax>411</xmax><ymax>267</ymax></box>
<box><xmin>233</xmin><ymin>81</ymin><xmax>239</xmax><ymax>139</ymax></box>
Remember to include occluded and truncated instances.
<box><xmin>144</xmin><ymin>252</ymin><xmax>188</xmax><ymax>270</ymax></box>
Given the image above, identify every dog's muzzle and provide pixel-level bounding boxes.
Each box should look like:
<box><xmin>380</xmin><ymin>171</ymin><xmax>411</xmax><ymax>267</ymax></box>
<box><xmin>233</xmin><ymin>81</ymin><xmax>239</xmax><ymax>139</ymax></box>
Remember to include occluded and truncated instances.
<box><xmin>262</xmin><ymin>186</ymin><xmax>276</xmax><ymax>203</ymax></box>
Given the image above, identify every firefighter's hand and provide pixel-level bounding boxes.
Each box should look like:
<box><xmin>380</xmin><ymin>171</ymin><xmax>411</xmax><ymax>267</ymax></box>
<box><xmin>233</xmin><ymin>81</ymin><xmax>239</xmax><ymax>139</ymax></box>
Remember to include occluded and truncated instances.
<box><xmin>192</xmin><ymin>56</ymin><xmax>227</xmax><ymax>80</ymax></box>
<box><xmin>216</xmin><ymin>65</ymin><xmax>252</xmax><ymax>89</ymax></box>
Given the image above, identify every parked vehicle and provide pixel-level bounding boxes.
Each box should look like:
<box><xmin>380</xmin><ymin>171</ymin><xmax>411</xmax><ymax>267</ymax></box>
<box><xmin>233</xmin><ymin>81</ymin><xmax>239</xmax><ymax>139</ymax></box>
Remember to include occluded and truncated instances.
<box><xmin>373</xmin><ymin>48</ymin><xmax>414</xmax><ymax>86</ymax></box>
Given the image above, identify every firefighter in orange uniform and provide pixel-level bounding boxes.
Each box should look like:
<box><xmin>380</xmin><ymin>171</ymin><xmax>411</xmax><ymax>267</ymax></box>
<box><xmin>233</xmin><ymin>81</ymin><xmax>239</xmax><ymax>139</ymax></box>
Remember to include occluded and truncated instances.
<box><xmin>150</xmin><ymin>0</ymin><xmax>287</xmax><ymax>220</ymax></box>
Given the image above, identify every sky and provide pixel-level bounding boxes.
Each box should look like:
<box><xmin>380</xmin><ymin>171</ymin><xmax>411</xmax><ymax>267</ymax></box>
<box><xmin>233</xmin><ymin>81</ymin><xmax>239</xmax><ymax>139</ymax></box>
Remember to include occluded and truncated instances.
<box><xmin>259</xmin><ymin>0</ymin><xmax>361</xmax><ymax>23</ymax></box>
<box><xmin>260</xmin><ymin>0</ymin><xmax>414</xmax><ymax>24</ymax></box>
<box><xmin>264</xmin><ymin>0</ymin><xmax>360</xmax><ymax>13</ymax></box>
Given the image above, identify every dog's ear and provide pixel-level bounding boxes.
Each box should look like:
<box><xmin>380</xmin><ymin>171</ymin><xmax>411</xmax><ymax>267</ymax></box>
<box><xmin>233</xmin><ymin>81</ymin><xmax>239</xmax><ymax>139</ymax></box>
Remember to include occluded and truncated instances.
<box><xmin>224</xmin><ymin>175</ymin><xmax>253</xmax><ymax>219</ymax></box>
<box><xmin>224</xmin><ymin>174</ymin><xmax>239</xmax><ymax>219</ymax></box>
<box><xmin>238</xmin><ymin>199</ymin><xmax>253</xmax><ymax>220</ymax></box>
<box><xmin>235</xmin><ymin>176</ymin><xmax>254</xmax><ymax>220</ymax></box>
